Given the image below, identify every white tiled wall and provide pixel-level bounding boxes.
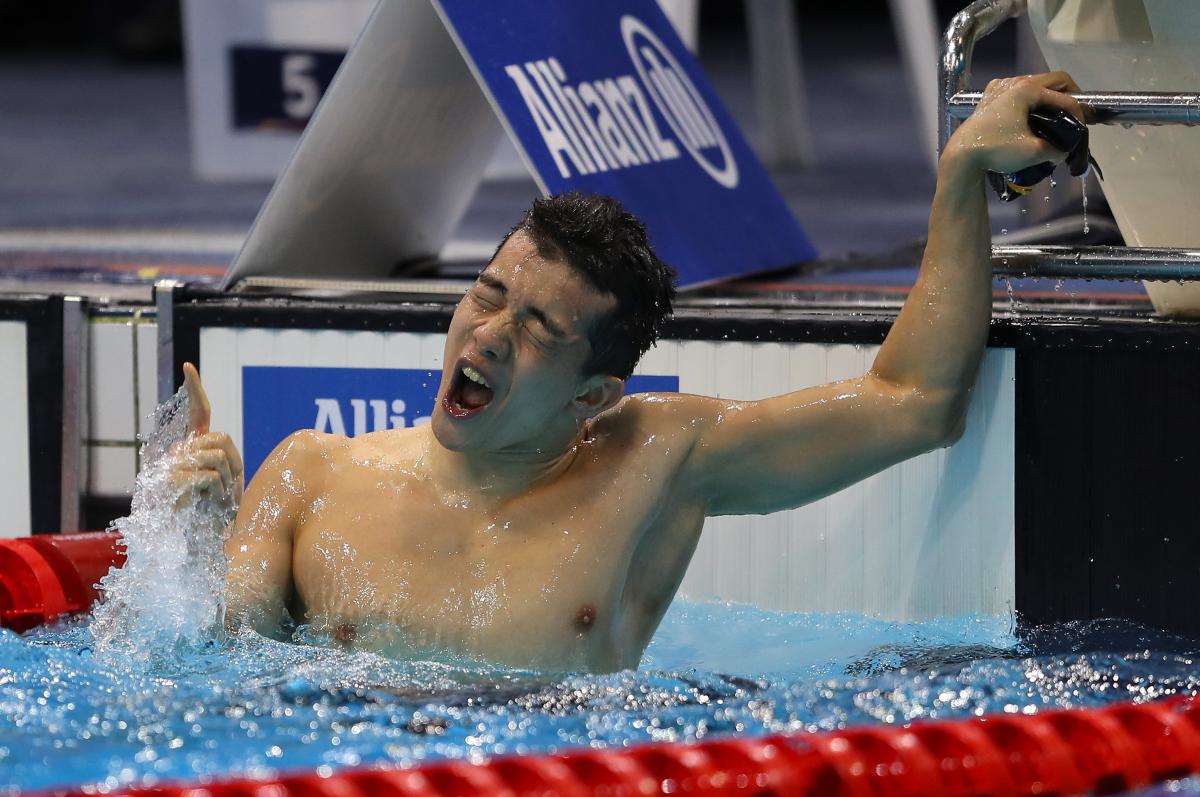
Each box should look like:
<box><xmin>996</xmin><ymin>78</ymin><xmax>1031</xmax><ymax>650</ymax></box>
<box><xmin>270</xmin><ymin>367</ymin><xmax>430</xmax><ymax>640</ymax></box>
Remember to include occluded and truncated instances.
<box><xmin>201</xmin><ymin>327</ymin><xmax>1016</xmax><ymax>619</ymax></box>
<box><xmin>136</xmin><ymin>322</ymin><xmax>158</xmax><ymax>442</ymax></box>
<box><xmin>85</xmin><ymin>316</ymin><xmax>156</xmax><ymax>496</ymax></box>
<box><xmin>668</xmin><ymin>341</ymin><xmax>1017</xmax><ymax>618</ymax></box>
<box><xmin>0</xmin><ymin>321</ymin><xmax>31</xmax><ymax>537</ymax></box>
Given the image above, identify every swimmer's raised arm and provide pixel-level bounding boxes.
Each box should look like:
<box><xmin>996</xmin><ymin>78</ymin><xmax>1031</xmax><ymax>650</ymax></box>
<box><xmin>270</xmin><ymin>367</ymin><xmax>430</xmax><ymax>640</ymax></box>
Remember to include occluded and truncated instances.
<box><xmin>663</xmin><ymin>72</ymin><xmax>1086</xmax><ymax>517</ymax></box>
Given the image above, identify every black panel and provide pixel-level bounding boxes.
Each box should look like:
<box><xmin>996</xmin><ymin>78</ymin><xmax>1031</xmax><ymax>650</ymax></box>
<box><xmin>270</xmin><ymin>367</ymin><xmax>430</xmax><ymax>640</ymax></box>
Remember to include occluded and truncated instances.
<box><xmin>84</xmin><ymin>494</ymin><xmax>132</xmax><ymax>533</ymax></box>
<box><xmin>0</xmin><ymin>296</ymin><xmax>63</xmax><ymax>535</ymax></box>
<box><xmin>229</xmin><ymin>45</ymin><xmax>344</xmax><ymax>131</ymax></box>
<box><xmin>170</xmin><ymin>288</ymin><xmax>1200</xmax><ymax>350</ymax></box>
<box><xmin>1016</xmin><ymin>347</ymin><xmax>1200</xmax><ymax>634</ymax></box>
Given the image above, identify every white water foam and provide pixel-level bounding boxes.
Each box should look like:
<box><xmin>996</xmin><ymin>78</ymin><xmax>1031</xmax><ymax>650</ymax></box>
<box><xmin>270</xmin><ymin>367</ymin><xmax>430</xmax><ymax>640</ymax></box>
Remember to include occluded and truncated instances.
<box><xmin>89</xmin><ymin>386</ymin><xmax>234</xmax><ymax>664</ymax></box>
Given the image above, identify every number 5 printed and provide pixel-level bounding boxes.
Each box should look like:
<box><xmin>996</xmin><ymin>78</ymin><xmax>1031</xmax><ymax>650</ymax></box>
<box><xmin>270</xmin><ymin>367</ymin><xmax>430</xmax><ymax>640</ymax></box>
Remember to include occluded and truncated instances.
<box><xmin>282</xmin><ymin>53</ymin><xmax>320</xmax><ymax>120</ymax></box>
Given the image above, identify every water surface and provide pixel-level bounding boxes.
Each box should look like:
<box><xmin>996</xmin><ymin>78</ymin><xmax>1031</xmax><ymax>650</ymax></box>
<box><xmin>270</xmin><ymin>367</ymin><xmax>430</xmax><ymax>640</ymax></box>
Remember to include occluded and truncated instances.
<box><xmin>2</xmin><ymin>602</ymin><xmax>1198</xmax><ymax>794</ymax></box>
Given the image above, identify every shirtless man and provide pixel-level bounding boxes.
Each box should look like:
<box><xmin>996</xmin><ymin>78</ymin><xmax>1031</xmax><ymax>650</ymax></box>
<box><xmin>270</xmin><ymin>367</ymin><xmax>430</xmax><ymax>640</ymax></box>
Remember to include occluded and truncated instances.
<box><xmin>173</xmin><ymin>73</ymin><xmax>1085</xmax><ymax>673</ymax></box>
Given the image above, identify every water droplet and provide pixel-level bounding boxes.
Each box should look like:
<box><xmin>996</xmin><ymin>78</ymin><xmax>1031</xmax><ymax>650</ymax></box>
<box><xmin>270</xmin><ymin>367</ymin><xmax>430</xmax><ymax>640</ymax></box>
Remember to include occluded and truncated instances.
<box><xmin>1081</xmin><ymin>171</ymin><xmax>1090</xmax><ymax>235</ymax></box>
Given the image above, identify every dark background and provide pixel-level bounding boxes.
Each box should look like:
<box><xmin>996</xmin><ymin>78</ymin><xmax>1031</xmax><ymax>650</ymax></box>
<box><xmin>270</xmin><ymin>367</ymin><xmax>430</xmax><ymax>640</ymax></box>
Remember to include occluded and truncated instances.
<box><xmin>0</xmin><ymin>1</ymin><xmax>1012</xmax><ymax>59</ymax></box>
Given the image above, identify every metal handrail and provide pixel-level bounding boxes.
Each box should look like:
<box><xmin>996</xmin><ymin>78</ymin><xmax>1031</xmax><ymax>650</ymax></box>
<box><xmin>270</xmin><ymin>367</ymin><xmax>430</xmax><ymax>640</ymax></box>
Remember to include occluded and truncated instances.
<box><xmin>939</xmin><ymin>0</ymin><xmax>1200</xmax><ymax>146</ymax></box>
<box><xmin>939</xmin><ymin>0</ymin><xmax>1028</xmax><ymax>151</ymax></box>
<box><xmin>992</xmin><ymin>246</ymin><xmax>1200</xmax><ymax>281</ymax></box>
<box><xmin>939</xmin><ymin>0</ymin><xmax>1200</xmax><ymax>283</ymax></box>
<box><xmin>947</xmin><ymin>92</ymin><xmax>1200</xmax><ymax>126</ymax></box>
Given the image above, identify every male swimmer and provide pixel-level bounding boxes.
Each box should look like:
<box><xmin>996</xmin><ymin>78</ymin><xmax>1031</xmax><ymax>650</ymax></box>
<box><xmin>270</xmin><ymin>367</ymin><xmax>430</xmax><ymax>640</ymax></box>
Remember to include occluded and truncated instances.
<box><xmin>170</xmin><ymin>73</ymin><xmax>1086</xmax><ymax>673</ymax></box>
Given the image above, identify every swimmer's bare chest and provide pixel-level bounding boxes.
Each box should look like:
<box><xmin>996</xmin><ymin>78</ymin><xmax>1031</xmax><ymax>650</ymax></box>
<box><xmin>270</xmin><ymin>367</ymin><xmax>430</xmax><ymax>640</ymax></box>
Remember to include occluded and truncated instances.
<box><xmin>288</xmin><ymin>427</ymin><xmax>703</xmax><ymax>671</ymax></box>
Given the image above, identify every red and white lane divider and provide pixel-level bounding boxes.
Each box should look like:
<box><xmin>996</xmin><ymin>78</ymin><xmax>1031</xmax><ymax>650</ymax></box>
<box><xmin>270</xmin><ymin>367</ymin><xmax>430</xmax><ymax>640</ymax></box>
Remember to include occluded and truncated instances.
<box><xmin>5</xmin><ymin>532</ymin><xmax>1199</xmax><ymax>797</ymax></box>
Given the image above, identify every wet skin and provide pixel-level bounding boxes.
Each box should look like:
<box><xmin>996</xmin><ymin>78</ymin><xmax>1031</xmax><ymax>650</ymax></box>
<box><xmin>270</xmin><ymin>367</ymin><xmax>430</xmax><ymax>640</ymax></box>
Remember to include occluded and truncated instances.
<box><xmin>172</xmin><ymin>73</ymin><xmax>1087</xmax><ymax>673</ymax></box>
<box><xmin>220</xmin><ymin>240</ymin><xmax>714</xmax><ymax>672</ymax></box>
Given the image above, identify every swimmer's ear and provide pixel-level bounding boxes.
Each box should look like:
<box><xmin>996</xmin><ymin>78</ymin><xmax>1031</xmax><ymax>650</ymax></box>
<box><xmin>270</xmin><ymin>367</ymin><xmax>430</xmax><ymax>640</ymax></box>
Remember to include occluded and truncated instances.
<box><xmin>183</xmin><ymin>362</ymin><xmax>211</xmax><ymax>435</ymax></box>
<box><xmin>570</xmin><ymin>374</ymin><xmax>624</xmax><ymax>419</ymax></box>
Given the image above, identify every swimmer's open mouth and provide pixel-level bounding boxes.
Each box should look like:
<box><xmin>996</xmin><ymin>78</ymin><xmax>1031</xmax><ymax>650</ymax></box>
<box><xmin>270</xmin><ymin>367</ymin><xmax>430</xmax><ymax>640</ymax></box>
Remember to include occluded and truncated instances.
<box><xmin>444</xmin><ymin>361</ymin><xmax>495</xmax><ymax>418</ymax></box>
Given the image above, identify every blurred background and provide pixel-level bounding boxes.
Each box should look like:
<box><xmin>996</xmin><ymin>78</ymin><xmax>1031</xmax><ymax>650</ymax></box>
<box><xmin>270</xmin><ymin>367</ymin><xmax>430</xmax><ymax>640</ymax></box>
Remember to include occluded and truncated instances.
<box><xmin>0</xmin><ymin>0</ymin><xmax>1030</xmax><ymax>293</ymax></box>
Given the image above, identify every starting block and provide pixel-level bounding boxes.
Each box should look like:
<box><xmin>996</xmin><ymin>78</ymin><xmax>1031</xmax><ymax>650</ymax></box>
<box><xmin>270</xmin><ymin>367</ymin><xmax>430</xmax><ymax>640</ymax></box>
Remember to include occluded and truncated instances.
<box><xmin>223</xmin><ymin>0</ymin><xmax>817</xmax><ymax>289</ymax></box>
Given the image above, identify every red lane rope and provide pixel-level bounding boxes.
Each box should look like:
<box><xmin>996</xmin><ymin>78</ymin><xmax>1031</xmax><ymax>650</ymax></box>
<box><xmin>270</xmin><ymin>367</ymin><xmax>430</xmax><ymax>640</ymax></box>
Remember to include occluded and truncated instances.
<box><xmin>0</xmin><ymin>531</ymin><xmax>124</xmax><ymax>632</ymax></box>
<box><xmin>32</xmin><ymin>696</ymin><xmax>1200</xmax><ymax>797</ymax></box>
<box><xmin>6</xmin><ymin>533</ymin><xmax>1200</xmax><ymax>797</ymax></box>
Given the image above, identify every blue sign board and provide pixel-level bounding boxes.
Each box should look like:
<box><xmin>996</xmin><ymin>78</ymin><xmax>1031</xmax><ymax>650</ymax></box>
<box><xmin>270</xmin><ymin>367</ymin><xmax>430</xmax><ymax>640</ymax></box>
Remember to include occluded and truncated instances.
<box><xmin>242</xmin><ymin>366</ymin><xmax>679</xmax><ymax>482</ymax></box>
<box><xmin>435</xmin><ymin>0</ymin><xmax>817</xmax><ymax>287</ymax></box>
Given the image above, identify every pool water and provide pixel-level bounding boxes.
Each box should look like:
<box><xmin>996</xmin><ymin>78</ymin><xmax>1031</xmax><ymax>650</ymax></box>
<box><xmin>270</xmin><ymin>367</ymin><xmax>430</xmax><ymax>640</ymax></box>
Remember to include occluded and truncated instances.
<box><xmin>9</xmin><ymin>391</ymin><xmax>1199</xmax><ymax>794</ymax></box>
<box><xmin>3</xmin><ymin>601</ymin><xmax>1200</xmax><ymax>795</ymax></box>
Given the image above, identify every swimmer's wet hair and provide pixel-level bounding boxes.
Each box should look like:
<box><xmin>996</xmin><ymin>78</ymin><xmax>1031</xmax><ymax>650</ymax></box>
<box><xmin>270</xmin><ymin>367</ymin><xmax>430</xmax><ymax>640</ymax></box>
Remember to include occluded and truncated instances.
<box><xmin>498</xmin><ymin>192</ymin><xmax>677</xmax><ymax>380</ymax></box>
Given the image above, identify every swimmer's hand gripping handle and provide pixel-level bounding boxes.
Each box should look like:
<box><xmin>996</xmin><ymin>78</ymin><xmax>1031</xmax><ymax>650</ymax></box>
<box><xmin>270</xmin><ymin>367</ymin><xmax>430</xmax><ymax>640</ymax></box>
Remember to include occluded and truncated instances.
<box><xmin>987</xmin><ymin>107</ymin><xmax>1103</xmax><ymax>201</ymax></box>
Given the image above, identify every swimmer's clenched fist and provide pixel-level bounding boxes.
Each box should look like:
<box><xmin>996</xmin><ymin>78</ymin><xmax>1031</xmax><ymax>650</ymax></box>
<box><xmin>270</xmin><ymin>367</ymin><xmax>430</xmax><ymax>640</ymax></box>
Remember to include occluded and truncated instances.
<box><xmin>167</xmin><ymin>363</ymin><xmax>244</xmax><ymax>509</ymax></box>
<box><xmin>945</xmin><ymin>71</ymin><xmax>1087</xmax><ymax>175</ymax></box>
<box><xmin>161</xmin><ymin>73</ymin><xmax>1084</xmax><ymax>672</ymax></box>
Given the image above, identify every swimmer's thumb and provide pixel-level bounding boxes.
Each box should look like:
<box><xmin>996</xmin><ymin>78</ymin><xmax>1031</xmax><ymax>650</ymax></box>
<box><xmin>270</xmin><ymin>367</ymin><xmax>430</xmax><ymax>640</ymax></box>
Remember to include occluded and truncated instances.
<box><xmin>183</xmin><ymin>362</ymin><xmax>211</xmax><ymax>435</ymax></box>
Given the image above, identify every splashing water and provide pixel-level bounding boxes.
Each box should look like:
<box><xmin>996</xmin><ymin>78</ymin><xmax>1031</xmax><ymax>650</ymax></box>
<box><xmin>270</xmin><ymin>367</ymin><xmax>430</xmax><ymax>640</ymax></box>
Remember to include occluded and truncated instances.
<box><xmin>89</xmin><ymin>386</ymin><xmax>234</xmax><ymax>665</ymax></box>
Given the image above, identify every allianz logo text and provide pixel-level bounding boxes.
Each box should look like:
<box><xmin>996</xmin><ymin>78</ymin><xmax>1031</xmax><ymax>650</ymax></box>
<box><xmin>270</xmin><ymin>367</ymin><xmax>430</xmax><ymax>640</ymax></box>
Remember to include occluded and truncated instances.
<box><xmin>313</xmin><ymin>398</ymin><xmax>430</xmax><ymax>437</ymax></box>
<box><xmin>503</xmin><ymin>15</ymin><xmax>738</xmax><ymax>189</ymax></box>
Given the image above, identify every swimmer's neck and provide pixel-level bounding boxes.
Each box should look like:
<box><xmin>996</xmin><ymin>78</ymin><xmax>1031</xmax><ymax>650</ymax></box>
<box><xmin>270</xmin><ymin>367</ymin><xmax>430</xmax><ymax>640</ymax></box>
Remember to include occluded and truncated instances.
<box><xmin>424</xmin><ymin>423</ymin><xmax>586</xmax><ymax>501</ymax></box>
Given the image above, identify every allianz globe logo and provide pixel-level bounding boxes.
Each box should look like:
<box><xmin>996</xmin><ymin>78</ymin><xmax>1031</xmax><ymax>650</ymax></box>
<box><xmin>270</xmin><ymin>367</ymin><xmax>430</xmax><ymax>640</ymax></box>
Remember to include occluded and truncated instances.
<box><xmin>621</xmin><ymin>16</ymin><xmax>737</xmax><ymax>189</ymax></box>
<box><xmin>503</xmin><ymin>14</ymin><xmax>738</xmax><ymax>189</ymax></box>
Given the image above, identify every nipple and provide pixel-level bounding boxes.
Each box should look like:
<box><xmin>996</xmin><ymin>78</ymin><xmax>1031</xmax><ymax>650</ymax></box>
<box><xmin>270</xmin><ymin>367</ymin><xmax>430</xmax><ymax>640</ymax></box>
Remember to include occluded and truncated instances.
<box><xmin>575</xmin><ymin>604</ymin><xmax>596</xmax><ymax>631</ymax></box>
<box><xmin>334</xmin><ymin>622</ymin><xmax>358</xmax><ymax>645</ymax></box>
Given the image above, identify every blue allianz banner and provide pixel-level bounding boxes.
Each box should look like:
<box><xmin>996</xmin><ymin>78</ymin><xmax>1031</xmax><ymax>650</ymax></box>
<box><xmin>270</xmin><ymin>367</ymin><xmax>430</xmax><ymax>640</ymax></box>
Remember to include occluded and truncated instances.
<box><xmin>434</xmin><ymin>0</ymin><xmax>817</xmax><ymax>287</ymax></box>
<box><xmin>242</xmin><ymin>366</ymin><xmax>679</xmax><ymax>481</ymax></box>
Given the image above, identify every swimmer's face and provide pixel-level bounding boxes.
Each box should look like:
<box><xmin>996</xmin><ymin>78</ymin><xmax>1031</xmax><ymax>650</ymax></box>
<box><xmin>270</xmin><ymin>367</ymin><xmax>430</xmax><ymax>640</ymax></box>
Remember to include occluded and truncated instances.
<box><xmin>432</xmin><ymin>231</ymin><xmax>621</xmax><ymax>453</ymax></box>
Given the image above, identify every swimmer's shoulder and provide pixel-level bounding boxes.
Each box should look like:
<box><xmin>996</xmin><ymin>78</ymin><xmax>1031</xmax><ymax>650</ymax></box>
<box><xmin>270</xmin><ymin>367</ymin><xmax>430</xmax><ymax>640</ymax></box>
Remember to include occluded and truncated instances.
<box><xmin>327</xmin><ymin>425</ymin><xmax>430</xmax><ymax>480</ymax></box>
<box><xmin>252</xmin><ymin>428</ymin><xmax>339</xmax><ymax>490</ymax></box>
<box><xmin>589</xmin><ymin>392</ymin><xmax>709</xmax><ymax>451</ymax></box>
<box><xmin>238</xmin><ymin>430</ymin><xmax>338</xmax><ymax>523</ymax></box>
<box><xmin>250</xmin><ymin>426</ymin><xmax>417</xmax><ymax>503</ymax></box>
<box><xmin>272</xmin><ymin>428</ymin><xmax>340</xmax><ymax>463</ymax></box>
<box><xmin>272</xmin><ymin>424</ymin><xmax>420</xmax><ymax>460</ymax></box>
<box><xmin>346</xmin><ymin>424</ymin><xmax>425</xmax><ymax>457</ymax></box>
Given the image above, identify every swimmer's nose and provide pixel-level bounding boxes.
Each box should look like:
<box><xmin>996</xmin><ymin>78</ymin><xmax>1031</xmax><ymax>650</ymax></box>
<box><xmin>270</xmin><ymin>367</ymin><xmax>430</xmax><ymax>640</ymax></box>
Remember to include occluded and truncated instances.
<box><xmin>475</xmin><ymin>315</ymin><xmax>513</xmax><ymax>362</ymax></box>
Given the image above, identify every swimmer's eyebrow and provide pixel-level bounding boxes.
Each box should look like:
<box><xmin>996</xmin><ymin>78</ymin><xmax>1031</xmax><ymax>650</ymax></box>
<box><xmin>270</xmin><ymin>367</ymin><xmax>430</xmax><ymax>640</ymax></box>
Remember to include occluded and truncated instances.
<box><xmin>476</xmin><ymin>272</ymin><xmax>567</xmax><ymax>339</ymax></box>
<box><xmin>477</xmin><ymin>272</ymin><xmax>507</xmax><ymax>295</ymax></box>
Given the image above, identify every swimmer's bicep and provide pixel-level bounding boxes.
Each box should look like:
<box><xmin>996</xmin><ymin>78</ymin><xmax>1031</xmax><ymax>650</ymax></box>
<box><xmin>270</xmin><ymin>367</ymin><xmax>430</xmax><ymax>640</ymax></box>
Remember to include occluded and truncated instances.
<box><xmin>223</xmin><ymin>501</ymin><xmax>293</xmax><ymax>636</ymax></box>
<box><xmin>681</xmin><ymin>377</ymin><xmax>950</xmax><ymax>516</ymax></box>
<box><xmin>223</xmin><ymin>431</ymin><xmax>322</xmax><ymax>635</ymax></box>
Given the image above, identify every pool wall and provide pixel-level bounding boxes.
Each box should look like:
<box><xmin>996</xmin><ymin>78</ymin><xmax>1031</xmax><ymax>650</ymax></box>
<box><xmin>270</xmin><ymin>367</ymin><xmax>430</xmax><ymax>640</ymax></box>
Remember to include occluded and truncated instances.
<box><xmin>6</xmin><ymin>284</ymin><xmax>1200</xmax><ymax>633</ymax></box>
<box><xmin>163</xmin><ymin>286</ymin><xmax>1200</xmax><ymax>632</ymax></box>
<box><xmin>0</xmin><ymin>295</ymin><xmax>68</xmax><ymax>538</ymax></box>
<box><xmin>192</xmin><ymin>317</ymin><xmax>1016</xmax><ymax>620</ymax></box>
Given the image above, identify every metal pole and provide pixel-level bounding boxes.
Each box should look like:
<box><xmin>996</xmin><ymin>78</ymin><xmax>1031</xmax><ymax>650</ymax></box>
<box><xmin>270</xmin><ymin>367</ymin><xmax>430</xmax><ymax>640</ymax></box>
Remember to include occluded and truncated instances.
<box><xmin>887</xmin><ymin>0</ymin><xmax>941</xmax><ymax>171</ymax></box>
<box><xmin>992</xmin><ymin>245</ymin><xmax>1200</xmax><ymax>281</ymax></box>
<box><xmin>155</xmin><ymin>280</ymin><xmax>180</xmax><ymax>404</ymax></box>
<box><xmin>60</xmin><ymin>296</ymin><xmax>86</xmax><ymax>533</ymax></box>
<box><xmin>939</xmin><ymin>0</ymin><xmax>1028</xmax><ymax>152</ymax></box>
<box><xmin>746</xmin><ymin>0</ymin><xmax>813</xmax><ymax>168</ymax></box>
<box><xmin>948</xmin><ymin>91</ymin><xmax>1200</xmax><ymax>126</ymax></box>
